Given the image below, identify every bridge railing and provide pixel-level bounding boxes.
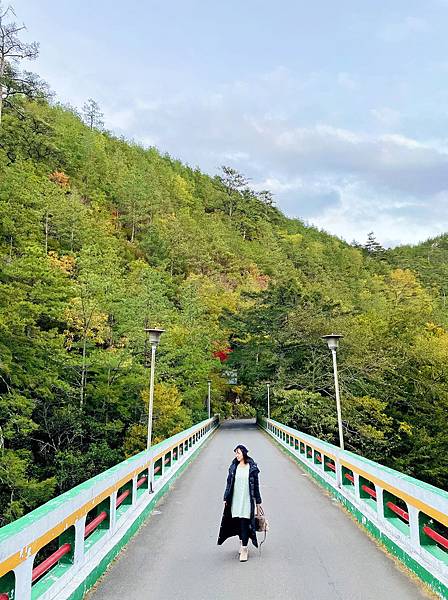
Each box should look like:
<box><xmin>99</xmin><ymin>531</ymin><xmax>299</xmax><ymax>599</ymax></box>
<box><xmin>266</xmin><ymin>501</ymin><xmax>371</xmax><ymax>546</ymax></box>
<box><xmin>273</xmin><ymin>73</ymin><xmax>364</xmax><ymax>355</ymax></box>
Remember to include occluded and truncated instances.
<box><xmin>0</xmin><ymin>416</ymin><xmax>218</xmax><ymax>600</ymax></box>
<box><xmin>260</xmin><ymin>416</ymin><xmax>448</xmax><ymax>598</ymax></box>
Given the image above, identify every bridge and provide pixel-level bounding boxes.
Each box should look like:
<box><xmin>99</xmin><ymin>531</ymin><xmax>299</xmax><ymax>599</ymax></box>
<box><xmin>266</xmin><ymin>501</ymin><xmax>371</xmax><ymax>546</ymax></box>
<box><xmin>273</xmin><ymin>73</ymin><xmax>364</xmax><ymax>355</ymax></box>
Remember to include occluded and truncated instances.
<box><xmin>0</xmin><ymin>417</ymin><xmax>447</xmax><ymax>599</ymax></box>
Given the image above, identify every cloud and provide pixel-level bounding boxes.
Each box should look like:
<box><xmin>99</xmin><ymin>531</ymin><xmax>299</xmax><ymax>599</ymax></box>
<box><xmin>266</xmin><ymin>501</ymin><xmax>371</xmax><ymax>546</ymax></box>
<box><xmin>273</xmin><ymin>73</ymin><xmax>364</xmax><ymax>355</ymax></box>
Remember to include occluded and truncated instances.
<box><xmin>337</xmin><ymin>72</ymin><xmax>358</xmax><ymax>91</ymax></box>
<box><xmin>245</xmin><ymin>123</ymin><xmax>448</xmax><ymax>245</ymax></box>
<box><xmin>370</xmin><ymin>107</ymin><xmax>402</xmax><ymax>128</ymax></box>
<box><xmin>310</xmin><ymin>180</ymin><xmax>447</xmax><ymax>247</ymax></box>
<box><xmin>92</xmin><ymin>68</ymin><xmax>446</xmax><ymax>247</ymax></box>
<box><xmin>379</xmin><ymin>16</ymin><xmax>430</xmax><ymax>42</ymax></box>
<box><xmin>252</xmin><ymin>176</ymin><xmax>342</xmax><ymax>217</ymax></box>
<box><xmin>246</xmin><ymin>121</ymin><xmax>448</xmax><ymax>197</ymax></box>
<box><xmin>253</xmin><ymin>173</ymin><xmax>445</xmax><ymax>248</ymax></box>
<box><xmin>221</xmin><ymin>151</ymin><xmax>251</xmax><ymax>162</ymax></box>
<box><xmin>103</xmin><ymin>108</ymin><xmax>135</xmax><ymax>131</ymax></box>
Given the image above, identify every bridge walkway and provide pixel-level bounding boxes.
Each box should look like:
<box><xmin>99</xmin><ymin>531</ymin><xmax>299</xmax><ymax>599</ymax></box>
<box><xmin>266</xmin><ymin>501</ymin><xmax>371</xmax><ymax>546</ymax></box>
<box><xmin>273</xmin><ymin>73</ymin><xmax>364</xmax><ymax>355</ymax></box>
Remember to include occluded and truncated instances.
<box><xmin>88</xmin><ymin>419</ymin><xmax>431</xmax><ymax>600</ymax></box>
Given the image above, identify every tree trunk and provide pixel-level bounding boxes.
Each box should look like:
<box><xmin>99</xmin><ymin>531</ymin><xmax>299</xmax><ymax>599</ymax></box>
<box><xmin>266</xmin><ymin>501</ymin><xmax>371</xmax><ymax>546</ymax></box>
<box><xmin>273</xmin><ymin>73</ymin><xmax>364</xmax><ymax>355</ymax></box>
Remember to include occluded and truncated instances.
<box><xmin>0</xmin><ymin>57</ymin><xmax>4</xmax><ymax>127</ymax></box>
<box><xmin>70</xmin><ymin>223</ymin><xmax>74</xmax><ymax>252</ymax></box>
<box><xmin>44</xmin><ymin>210</ymin><xmax>49</xmax><ymax>254</ymax></box>
<box><xmin>80</xmin><ymin>336</ymin><xmax>87</xmax><ymax>409</ymax></box>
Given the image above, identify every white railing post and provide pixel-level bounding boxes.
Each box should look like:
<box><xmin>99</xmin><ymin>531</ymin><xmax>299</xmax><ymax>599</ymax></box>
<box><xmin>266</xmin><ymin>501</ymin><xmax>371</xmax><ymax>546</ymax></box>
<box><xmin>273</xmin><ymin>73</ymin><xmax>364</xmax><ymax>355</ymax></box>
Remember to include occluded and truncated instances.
<box><xmin>354</xmin><ymin>472</ymin><xmax>361</xmax><ymax>501</ymax></box>
<box><xmin>109</xmin><ymin>491</ymin><xmax>118</xmax><ymax>533</ymax></box>
<box><xmin>317</xmin><ymin>452</ymin><xmax>324</xmax><ymax>471</ymax></box>
<box><xmin>408</xmin><ymin>505</ymin><xmax>420</xmax><ymax>549</ymax></box>
<box><xmin>73</xmin><ymin>515</ymin><xmax>87</xmax><ymax>565</ymax></box>
<box><xmin>375</xmin><ymin>486</ymin><xmax>385</xmax><ymax>522</ymax></box>
<box><xmin>13</xmin><ymin>555</ymin><xmax>33</xmax><ymax>600</ymax></box>
<box><xmin>132</xmin><ymin>475</ymin><xmax>138</xmax><ymax>507</ymax></box>
<box><xmin>149</xmin><ymin>459</ymin><xmax>155</xmax><ymax>493</ymax></box>
<box><xmin>335</xmin><ymin>461</ymin><xmax>342</xmax><ymax>488</ymax></box>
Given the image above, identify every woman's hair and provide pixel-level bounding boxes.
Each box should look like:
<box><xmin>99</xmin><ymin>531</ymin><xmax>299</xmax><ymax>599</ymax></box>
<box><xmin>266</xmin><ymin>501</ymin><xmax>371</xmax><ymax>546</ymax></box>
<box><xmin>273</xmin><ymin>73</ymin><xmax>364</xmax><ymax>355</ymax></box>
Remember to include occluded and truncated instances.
<box><xmin>234</xmin><ymin>444</ymin><xmax>250</xmax><ymax>464</ymax></box>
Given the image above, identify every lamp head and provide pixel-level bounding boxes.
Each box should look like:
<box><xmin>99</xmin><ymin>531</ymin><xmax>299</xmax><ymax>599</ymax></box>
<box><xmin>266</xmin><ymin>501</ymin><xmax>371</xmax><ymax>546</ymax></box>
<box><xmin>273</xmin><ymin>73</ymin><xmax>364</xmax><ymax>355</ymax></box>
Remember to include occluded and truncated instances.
<box><xmin>322</xmin><ymin>334</ymin><xmax>343</xmax><ymax>351</ymax></box>
<box><xmin>145</xmin><ymin>327</ymin><xmax>165</xmax><ymax>346</ymax></box>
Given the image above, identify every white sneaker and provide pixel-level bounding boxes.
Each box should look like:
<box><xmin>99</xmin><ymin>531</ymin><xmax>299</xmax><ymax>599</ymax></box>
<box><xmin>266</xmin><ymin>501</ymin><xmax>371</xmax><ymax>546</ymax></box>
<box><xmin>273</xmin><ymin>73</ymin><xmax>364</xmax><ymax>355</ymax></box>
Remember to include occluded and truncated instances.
<box><xmin>239</xmin><ymin>546</ymin><xmax>248</xmax><ymax>562</ymax></box>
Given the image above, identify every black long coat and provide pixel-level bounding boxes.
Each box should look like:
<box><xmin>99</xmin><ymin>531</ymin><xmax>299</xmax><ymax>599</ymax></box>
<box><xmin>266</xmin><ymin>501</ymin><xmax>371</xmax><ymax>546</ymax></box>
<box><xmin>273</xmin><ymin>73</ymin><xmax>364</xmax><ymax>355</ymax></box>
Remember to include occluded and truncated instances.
<box><xmin>217</xmin><ymin>457</ymin><xmax>262</xmax><ymax>548</ymax></box>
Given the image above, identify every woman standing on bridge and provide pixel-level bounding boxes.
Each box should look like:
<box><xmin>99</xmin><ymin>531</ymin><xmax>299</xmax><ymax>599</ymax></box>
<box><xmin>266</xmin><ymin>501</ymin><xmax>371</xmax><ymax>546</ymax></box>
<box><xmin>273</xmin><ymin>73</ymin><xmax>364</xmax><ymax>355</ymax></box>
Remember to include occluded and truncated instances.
<box><xmin>217</xmin><ymin>444</ymin><xmax>262</xmax><ymax>562</ymax></box>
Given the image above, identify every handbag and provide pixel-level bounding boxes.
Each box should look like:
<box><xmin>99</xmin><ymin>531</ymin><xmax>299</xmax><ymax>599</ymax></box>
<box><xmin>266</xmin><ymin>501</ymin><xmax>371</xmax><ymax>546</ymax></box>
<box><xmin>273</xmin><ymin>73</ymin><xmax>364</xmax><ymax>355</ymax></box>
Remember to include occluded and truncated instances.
<box><xmin>255</xmin><ymin>505</ymin><xmax>269</xmax><ymax>532</ymax></box>
<box><xmin>255</xmin><ymin>505</ymin><xmax>269</xmax><ymax>552</ymax></box>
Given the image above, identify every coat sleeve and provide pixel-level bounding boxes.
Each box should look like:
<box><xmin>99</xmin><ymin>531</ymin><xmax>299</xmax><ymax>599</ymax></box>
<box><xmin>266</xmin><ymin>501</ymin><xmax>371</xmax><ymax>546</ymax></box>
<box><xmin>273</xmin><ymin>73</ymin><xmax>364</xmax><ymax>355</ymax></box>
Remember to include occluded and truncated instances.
<box><xmin>254</xmin><ymin>470</ymin><xmax>262</xmax><ymax>504</ymax></box>
<box><xmin>223</xmin><ymin>469</ymin><xmax>233</xmax><ymax>501</ymax></box>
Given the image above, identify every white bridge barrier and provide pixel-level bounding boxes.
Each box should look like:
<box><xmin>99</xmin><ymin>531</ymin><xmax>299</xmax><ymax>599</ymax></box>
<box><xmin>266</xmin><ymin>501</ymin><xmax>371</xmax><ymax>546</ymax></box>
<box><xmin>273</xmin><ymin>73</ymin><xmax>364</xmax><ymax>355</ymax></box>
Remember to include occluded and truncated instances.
<box><xmin>0</xmin><ymin>416</ymin><xmax>219</xmax><ymax>600</ymax></box>
<box><xmin>260</xmin><ymin>416</ymin><xmax>448</xmax><ymax>599</ymax></box>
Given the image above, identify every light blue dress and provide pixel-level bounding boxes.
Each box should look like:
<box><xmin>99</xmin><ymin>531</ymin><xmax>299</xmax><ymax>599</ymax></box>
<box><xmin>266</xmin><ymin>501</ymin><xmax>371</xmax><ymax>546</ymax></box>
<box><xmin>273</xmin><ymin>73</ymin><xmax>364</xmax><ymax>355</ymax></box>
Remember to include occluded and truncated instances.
<box><xmin>231</xmin><ymin>463</ymin><xmax>251</xmax><ymax>519</ymax></box>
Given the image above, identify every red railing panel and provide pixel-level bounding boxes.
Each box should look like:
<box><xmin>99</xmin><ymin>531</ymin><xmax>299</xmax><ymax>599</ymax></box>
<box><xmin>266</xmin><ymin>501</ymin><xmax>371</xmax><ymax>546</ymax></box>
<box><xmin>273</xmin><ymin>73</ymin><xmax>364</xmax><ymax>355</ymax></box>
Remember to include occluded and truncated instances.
<box><xmin>84</xmin><ymin>511</ymin><xmax>108</xmax><ymax>538</ymax></box>
<box><xmin>116</xmin><ymin>489</ymin><xmax>131</xmax><ymax>509</ymax></box>
<box><xmin>423</xmin><ymin>525</ymin><xmax>448</xmax><ymax>551</ymax></box>
<box><xmin>386</xmin><ymin>501</ymin><xmax>409</xmax><ymax>522</ymax></box>
<box><xmin>136</xmin><ymin>474</ymin><xmax>147</xmax><ymax>488</ymax></box>
<box><xmin>361</xmin><ymin>484</ymin><xmax>377</xmax><ymax>500</ymax></box>
<box><xmin>85</xmin><ymin>473</ymin><xmax>148</xmax><ymax>539</ymax></box>
<box><xmin>32</xmin><ymin>543</ymin><xmax>72</xmax><ymax>583</ymax></box>
<box><xmin>31</xmin><ymin>471</ymin><xmax>151</xmax><ymax>582</ymax></box>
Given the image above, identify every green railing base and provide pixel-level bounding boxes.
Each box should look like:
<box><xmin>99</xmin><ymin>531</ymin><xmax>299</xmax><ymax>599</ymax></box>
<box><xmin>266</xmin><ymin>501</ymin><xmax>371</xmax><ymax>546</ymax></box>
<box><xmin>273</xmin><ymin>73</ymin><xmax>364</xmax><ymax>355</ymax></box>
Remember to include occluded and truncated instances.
<box><xmin>259</xmin><ymin>423</ymin><xmax>447</xmax><ymax>600</ymax></box>
<box><xmin>67</xmin><ymin>426</ymin><xmax>219</xmax><ymax>600</ymax></box>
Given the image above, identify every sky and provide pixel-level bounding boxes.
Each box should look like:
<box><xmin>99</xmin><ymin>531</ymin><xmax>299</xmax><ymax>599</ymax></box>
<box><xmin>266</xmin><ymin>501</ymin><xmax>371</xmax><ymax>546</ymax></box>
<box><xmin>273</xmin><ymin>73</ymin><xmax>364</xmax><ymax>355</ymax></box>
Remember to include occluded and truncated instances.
<box><xmin>11</xmin><ymin>0</ymin><xmax>448</xmax><ymax>247</ymax></box>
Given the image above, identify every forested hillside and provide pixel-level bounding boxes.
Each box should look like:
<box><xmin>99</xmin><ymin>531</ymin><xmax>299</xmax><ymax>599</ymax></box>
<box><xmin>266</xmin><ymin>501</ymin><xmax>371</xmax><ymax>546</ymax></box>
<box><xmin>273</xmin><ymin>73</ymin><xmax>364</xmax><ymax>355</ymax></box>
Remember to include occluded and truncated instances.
<box><xmin>1</xmin><ymin>90</ymin><xmax>447</xmax><ymax>524</ymax></box>
<box><xmin>387</xmin><ymin>235</ymin><xmax>448</xmax><ymax>308</ymax></box>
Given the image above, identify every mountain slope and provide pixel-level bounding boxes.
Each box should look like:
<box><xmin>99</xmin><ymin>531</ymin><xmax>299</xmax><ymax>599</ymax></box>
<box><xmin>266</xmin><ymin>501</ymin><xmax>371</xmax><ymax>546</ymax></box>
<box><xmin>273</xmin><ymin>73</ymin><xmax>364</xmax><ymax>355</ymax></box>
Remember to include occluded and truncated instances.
<box><xmin>0</xmin><ymin>95</ymin><xmax>447</xmax><ymax>524</ymax></box>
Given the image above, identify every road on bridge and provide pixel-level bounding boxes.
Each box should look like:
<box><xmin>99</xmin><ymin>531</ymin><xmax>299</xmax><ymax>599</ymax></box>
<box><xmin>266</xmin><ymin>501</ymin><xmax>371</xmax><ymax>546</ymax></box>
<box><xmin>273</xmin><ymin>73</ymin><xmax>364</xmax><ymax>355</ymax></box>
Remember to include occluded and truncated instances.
<box><xmin>88</xmin><ymin>419</ymin><xmax>432</xmax><ymax>600</ymax></box>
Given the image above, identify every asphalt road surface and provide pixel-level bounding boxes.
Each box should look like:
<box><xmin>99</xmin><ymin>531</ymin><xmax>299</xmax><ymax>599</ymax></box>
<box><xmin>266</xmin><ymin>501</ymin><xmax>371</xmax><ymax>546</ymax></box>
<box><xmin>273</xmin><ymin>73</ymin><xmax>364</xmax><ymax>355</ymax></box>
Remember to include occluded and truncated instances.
<box><xmin>88</xmin><ymin>419</ymin><xmax>431</xmax><ymax>600</ymax></box>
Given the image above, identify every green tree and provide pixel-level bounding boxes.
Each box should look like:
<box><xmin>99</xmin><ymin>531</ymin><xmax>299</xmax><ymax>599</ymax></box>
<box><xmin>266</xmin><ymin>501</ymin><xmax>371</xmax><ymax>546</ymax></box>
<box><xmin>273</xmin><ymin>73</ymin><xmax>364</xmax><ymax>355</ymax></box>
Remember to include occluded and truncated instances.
<box><xmin>0</xmin><ymin>3</ymin><xmax>41</xmax><ymax>124</ymax></box>
<box><xmin>82</xmin><ymin>98</ymin><xmax>104</xmax><ymax>130</ymax></box>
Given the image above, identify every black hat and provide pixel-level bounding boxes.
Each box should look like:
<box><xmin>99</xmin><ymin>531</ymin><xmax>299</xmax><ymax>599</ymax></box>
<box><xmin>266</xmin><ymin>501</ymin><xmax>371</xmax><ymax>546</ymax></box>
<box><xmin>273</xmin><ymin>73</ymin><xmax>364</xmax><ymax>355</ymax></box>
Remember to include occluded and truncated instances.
<box><xmin>234</xmin><ymin>444</ymin><xmax>249</xmax><ymax>454</ymax></box>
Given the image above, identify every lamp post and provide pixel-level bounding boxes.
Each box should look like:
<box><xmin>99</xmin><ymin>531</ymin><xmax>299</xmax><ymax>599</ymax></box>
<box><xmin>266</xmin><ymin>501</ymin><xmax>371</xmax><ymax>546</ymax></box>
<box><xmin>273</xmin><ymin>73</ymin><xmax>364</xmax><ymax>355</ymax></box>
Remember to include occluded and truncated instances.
<box><xmin>144</xmin><ymin>327</ymin><xmax>165</xmax><ymax>492</ymax></box>
<box><xmin>207</xmin><ymin>380</ymin><xmax>211</xmax><ymax>419</ymax></box>
<box><xmin>267</xmin><ymin>383</ymin><xmax>271</xmax><ymax>419</ymax></box>
<box><xmin>322</xmin><ymin>334</ymin><xmax>344</xmax><ymax>450</ymax></box>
